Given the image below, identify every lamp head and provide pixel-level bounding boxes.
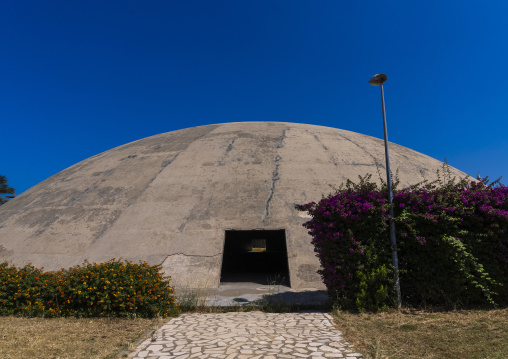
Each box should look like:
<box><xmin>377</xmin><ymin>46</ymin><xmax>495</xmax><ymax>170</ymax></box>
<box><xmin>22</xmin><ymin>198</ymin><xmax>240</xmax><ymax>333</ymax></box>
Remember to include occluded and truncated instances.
<box><xmin>369</xmin><ymin>73</ymin><xmax>387</xmax><ymax>86</ymax></box>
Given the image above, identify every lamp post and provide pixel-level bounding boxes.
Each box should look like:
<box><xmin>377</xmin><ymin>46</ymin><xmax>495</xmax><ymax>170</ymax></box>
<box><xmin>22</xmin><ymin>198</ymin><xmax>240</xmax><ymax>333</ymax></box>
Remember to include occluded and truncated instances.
<box><xmin>369</xmin><ymin>73</ymin><xmax>402</xmax><ymax>308</ymax></box>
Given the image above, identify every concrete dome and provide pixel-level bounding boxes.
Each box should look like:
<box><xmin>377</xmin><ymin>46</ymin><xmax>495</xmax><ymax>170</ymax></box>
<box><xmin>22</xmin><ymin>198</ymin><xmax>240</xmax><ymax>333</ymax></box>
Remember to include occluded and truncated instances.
<box><xmin>0</xmin><ymin>122</ymin><xmax>466</xmax><ymax>290</ymax></box>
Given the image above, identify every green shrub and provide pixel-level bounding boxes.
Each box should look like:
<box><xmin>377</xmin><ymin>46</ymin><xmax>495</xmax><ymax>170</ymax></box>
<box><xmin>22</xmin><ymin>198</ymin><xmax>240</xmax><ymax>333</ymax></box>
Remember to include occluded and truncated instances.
<box><xmin>0</xmin><ymin>259</ymin><xmax>179</xmax><ymax>318</ymax></box>
<box><xmin>355</xmin><ymin>262</ymin><xmax>392</xmax><ymax>312</ymax></box>
<box><xmin>297</xmin><ymin>171</ymin><xmax>507</xmax><ymax>310</ymax></box>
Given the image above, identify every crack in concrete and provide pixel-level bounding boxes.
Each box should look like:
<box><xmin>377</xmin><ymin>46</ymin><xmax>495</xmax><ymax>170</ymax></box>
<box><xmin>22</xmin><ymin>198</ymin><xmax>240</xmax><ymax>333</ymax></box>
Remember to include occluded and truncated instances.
<box><xmin>311</xmin><ymin>133</ymin><xmax>339</xmax><ymax>167</ymax></box>
<box><xmin>277</xmin><ymin>130</ymin><xmax>287</xmax><ymax>148</ymax></box>
<box><xmin>225</xmin><ymin>140</ymin><xmax>235</xmax><ymax>154</ymax></box>
<box><xmin>162</xmin><ymin>252</ymin><xmax>223</xmax><ymax>259</ymax></box>
<box><xmin>263</xmin><ymin>129</ymin><xmax>287</xmax><ymax>221</ymax></box>
<box><xmin>264</xmin><ymin>155</ymin><xmax>281</xmax><ymax>220</ymax></box>
<box><xmin>161</xmin><ymin>156</ymin><xmax>176</xmax><ymax>168</ymax></box>
<box><xmin>336</xmin><ymin>133</ymin><xmax>384</xmax><ymax>169</ymax></box>
<box><xmin>127</xmin><ymin>153</ymin><xmax>180</xmax><ymax>207</ymax></box>
<box><xmin>218</xmin><ymin>139</ymin><xmax>235</xmax><ymax>166</ymax></box>
<box><xmin>158</xmin><ymin>252</ymin><xmax>222</xmax><ymax>267</ymax></box>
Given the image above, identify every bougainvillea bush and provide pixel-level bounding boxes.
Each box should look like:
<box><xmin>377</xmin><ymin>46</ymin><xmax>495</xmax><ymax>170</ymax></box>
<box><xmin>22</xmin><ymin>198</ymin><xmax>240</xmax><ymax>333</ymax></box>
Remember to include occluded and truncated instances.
<box><xmin>296</xmin><ymin>173</ymin><xmax>508</xmax><ymax>311</ymax></box>
<box><xmin>0</xmin><ymin>259</ymin><xmax>179</xmax><ymax>318</ymax></box>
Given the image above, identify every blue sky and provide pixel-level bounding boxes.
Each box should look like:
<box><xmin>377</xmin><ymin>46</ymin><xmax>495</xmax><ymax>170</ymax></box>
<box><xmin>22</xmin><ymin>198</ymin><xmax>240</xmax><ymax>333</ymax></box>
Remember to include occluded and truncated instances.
<box><xmin>2</xmin><ymin>1</ymin><xmax>507</xmax><ymax>195</ymax></box>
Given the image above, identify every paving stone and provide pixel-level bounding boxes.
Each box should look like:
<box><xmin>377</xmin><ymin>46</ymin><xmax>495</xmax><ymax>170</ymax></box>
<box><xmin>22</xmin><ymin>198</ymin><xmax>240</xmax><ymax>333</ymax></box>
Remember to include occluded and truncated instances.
<box><xmin>128</xmin><ymin>312</ymin><xmax>363</xmax><ymax>359</ymax></box>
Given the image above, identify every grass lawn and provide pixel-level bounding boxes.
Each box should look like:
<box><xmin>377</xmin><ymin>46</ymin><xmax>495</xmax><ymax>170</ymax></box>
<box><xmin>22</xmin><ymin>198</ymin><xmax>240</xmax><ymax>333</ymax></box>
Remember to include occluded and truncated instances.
<box><xmin>333</xmin><ymin>307</ymin><xmax>508</xmax><ymax>359</ymax></box>
<box><xmin>0</xmin><ymin>316</ymin><xmax>164</xmax><ymax>359</ymax></box>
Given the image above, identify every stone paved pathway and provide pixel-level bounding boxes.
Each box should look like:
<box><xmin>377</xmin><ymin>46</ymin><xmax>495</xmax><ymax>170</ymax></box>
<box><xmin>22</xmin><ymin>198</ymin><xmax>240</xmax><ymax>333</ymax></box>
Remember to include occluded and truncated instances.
<box><xmin>129</xmin><ymin>311</ymin><xmax>363</xmax><ymax>359</ymax></box>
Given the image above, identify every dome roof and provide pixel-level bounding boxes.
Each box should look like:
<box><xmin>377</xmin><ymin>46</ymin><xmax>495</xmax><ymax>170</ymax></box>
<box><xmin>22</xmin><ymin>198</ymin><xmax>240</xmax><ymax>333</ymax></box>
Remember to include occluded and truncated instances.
<box><xmin>0</xmin><ymin>122</ymin><xmax>466</xmax><ymax>289</ymax></box>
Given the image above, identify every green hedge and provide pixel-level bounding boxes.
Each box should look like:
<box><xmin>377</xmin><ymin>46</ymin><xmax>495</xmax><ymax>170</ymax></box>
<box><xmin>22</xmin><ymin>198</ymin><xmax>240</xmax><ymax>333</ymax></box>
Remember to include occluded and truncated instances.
<box><xmin>0</xmin><ymin>259</ymin><xmax>179</xmax><ymax>317</ymax></box>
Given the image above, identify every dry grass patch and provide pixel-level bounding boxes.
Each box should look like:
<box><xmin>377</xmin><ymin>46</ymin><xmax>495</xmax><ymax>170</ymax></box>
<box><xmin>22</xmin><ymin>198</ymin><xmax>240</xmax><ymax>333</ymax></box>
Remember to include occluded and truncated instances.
<box><xmin>333</xmin><ymin>307</ymin><xmax>508</xmax><ymax>359</ymax></box>
<box><xmin>0</xmin><ymin>316</ymin><xmax>165</xmax><ymax>359</ymax></box>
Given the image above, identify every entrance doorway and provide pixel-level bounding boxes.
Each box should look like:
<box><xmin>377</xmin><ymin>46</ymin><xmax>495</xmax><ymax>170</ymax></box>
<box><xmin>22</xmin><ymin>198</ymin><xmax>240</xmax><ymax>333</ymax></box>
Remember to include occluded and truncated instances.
<box><xmin>220</xmin><ymin>230</ymin><xmax>290</xmax><ymax>286</ymax></box>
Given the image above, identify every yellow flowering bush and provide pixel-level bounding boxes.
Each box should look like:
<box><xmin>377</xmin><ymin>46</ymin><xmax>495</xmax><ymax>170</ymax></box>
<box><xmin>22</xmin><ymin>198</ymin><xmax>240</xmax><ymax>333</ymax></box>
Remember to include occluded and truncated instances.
<box><xmin>0</xmin><ymin>259</ymin><xmax>179</xmax><ymax>318</ymax></box>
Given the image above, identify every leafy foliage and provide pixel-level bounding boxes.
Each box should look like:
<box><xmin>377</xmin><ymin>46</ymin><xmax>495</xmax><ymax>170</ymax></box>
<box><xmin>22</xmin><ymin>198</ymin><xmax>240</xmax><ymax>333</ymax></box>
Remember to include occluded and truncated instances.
<box><xmin>0</xmin><ymin>259</ymin><xmax>179</xmax><ymax>318</ymax></box>
<box><xmin>0</xmin><ymin>174</ymin><xmax>15</xmax><ymax>205</ymax></box>
<box><xmin>297</xmin><ymin>170</ymin><xmax>508</xmax><ymax>311</ymax></box>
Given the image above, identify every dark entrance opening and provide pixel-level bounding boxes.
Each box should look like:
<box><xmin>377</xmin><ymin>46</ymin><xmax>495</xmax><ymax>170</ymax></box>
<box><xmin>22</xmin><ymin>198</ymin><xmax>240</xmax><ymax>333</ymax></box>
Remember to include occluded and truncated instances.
<box><xmin>220</xmin><ymin>230</ymin><xmax>290</xmax><ymax>286</ymax></box>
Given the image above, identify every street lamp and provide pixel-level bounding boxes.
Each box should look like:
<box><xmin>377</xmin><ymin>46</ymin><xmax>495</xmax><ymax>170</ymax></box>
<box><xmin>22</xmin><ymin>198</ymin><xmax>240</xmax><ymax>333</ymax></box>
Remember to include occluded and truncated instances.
<box><xmin>369</xmin><ymin>73</ymin><xmax>402</xmax><ymax>308</ymax></box>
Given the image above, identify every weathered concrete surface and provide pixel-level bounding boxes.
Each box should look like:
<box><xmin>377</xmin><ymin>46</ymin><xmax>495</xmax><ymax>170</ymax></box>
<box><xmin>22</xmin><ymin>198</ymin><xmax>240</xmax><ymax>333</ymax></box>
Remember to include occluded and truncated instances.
<box><xmin>0</xmin><ymin>122</ymin><xmax>467</xmax><ymax>290</ymax></box>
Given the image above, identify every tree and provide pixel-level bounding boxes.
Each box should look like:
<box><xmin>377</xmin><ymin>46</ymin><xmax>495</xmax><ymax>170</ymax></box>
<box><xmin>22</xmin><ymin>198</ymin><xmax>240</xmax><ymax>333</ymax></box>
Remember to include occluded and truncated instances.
<box><xmin>0</xmin><ymin>175</ymin><xmax>15</xmax><ymax>205</ymax></box>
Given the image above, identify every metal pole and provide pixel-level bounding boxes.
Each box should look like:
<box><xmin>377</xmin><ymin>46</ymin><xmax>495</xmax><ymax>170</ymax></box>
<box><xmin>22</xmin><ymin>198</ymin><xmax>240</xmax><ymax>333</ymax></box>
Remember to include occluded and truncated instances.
<box><xmin>380</xmin><ymin>83</ymin><xmax>402</xmax><ymax>309</ymax></box>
